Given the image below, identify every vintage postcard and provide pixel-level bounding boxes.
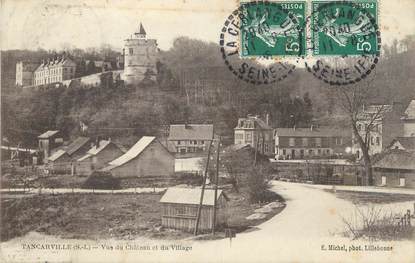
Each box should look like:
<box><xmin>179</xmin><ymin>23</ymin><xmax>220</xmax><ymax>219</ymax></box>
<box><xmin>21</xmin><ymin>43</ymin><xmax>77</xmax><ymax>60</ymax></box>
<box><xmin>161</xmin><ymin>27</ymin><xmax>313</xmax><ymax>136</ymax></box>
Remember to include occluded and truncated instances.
<box><xmin>1</xmin><ymin>0</ymin><xmax>415</xmax><ymax>262</ymax></box>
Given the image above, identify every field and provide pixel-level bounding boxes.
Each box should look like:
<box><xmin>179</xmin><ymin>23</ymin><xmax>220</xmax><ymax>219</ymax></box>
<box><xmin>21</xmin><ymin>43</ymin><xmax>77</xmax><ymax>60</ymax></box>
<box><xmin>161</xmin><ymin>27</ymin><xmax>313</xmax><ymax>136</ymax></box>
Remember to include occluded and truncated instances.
<box><xmin>1</xmin><ymin>190</ymin><xmax>285</xmax><ymax>242</ymax></box>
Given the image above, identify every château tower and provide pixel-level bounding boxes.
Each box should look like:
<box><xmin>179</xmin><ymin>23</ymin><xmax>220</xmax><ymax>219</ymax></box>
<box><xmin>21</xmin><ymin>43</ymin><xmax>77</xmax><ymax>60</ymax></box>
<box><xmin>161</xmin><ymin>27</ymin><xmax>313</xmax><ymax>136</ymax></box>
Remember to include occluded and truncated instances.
<box><xmin>123</xmin><ymin>23</ymin><xmax>158</xmax><ymax>85</ymax></box>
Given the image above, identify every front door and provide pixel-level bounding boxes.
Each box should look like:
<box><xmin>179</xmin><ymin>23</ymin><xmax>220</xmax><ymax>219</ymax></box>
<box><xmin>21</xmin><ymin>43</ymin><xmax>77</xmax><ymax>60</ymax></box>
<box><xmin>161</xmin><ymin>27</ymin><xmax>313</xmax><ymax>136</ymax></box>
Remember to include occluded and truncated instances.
<box><xmin>399</xmin><ymin>177</ymin><xmax>406</xmax><ymax>187</ymax></box>
<box><xmin>381</xmin><ymin>176</ymin><xmax>387</xmax><ymax>185</ymax></box>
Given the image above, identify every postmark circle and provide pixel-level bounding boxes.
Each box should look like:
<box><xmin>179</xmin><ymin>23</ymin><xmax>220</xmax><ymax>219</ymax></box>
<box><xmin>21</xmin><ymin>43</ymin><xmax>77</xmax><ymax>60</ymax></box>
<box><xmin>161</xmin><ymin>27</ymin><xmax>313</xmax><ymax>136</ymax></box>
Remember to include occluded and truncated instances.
<box><xmin>219</xmin><ymin>1</ymin><xmax>306</xmax><ymax>85</ymax></box>
<box><xmin>304</xmin><ymin>1</ymin><xmax>381</xmax><ymax>85</ymax></box>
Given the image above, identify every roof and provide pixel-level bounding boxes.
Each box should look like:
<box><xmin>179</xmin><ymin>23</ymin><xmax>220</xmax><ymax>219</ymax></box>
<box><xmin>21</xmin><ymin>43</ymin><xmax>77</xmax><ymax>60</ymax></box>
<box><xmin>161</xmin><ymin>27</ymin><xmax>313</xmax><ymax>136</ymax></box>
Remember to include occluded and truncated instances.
<box><xmin>402</xmin><ymin>100</ymin><xmax>415</xmax><ymax>120</ymax></box>
<box><xmin>274</xmin><ymin>128</ymin><xmax>349</xmax><ymax>137</ymax></box>
<box><xmin>38</xmin><ymin>130</ymin><xmax>59</xmax><ymax>139</ymax></box>
<box><xmin>388</xmin><ymin>137</ymin><xmax>415</xmax><ymax>150</ymax></box>
<box><xmin>35</xmin><ymin>57</ymin><xmax>75</xmax><ymax>72</ymax></box>
<box><xmin>66</xmin><ymin>137</ymin><xmax>90</xmax><ymax>156</ymax></box>
<box><xmin>159</xmin><ymin>187</ymin><xmax>225</xmax><ymax>206</ymax></box>
<box><xmin>223</xmin><ymin>144</ymin><xmax>251</xmax><ymax>153</ymax></box>
<box><xmin>168</xmin><ymin>124</ymin><xmax>214</xmax><ymax>141</ymax></box>
<box><xmin>106</xmin><ymin>136</ymin><xmax>156</xmax><ymax>168</ymax></box>
<box><xmin>48</xmin><ymin>149</ymin><xmax>68</xmax><ymax>161</ymax></box>
<box><xmin>77</xmin><ymin>140</ymin><xmax>114</xmax><ymax>162</ymax></box>
<box><xmin>235</xmin><ymin>116</ymin><xmax>272</xmax><ymax>130</ymax></box>
<box><xmin>138</xmin><ymin>23</ymin><xmax>146</xmax><ymax>35</ymax></box>
<box><xmin>373</xmin><ymin>150</ymin><xmax>415</xmax><ymax>170</ymax></box>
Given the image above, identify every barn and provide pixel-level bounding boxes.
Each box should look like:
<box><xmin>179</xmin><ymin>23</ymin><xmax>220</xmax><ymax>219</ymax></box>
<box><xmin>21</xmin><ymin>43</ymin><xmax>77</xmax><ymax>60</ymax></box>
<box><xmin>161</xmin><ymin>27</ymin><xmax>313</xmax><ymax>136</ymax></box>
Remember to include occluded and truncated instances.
<box><xmin>76</xmin><ymin>139</ymin><xmax>124</xmax><ymax>176</ymax></box>
<box><xmin>160</xmin><ymin>187</ymin><xmax>228</xmax><ymax>232</ymax></box>
<box><xmin>101</xmin><ymin>136</ymin><xmax>174</xmax><ymax>178</ymax></box>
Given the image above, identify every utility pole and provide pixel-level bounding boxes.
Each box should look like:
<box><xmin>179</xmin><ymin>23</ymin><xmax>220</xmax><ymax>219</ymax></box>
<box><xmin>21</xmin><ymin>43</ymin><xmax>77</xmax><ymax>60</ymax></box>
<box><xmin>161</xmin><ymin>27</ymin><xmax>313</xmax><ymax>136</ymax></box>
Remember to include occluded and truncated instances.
<box><xmin>194</xmin><ymin>139</ymin><xmax>214</xmax><ymax>236</ymax></box>
<box><xmin>212</xmin><ymin>136</ymin><xmax>221</xmax><ymax>235</ymax></box>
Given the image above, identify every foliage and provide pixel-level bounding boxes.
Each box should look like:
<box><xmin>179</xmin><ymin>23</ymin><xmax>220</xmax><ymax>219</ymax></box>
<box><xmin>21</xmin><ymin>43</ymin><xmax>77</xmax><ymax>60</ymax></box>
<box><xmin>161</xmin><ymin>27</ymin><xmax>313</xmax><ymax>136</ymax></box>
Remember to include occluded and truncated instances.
<box><xmin>246</xmin><ymin>165</ymin><xmax>272</xmax><ymax>203</ymax></box>
<box><xmin>81</xmin><ymin>171</ymin><xmax>121</xmax><ymax>190</ymax></box>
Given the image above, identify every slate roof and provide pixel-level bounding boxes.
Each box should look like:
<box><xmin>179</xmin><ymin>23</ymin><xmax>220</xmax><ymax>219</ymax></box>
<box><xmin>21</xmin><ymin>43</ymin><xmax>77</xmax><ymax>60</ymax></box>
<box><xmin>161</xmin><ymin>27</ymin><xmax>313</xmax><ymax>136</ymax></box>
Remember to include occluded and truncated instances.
<box><xmin>168</xmin><ymin>124</ymin><xmax>214</xmax><ymax>141</ymax></box>
<box><xmin>35</xmin><ymin>57</ymin><xmax>76</xmax><ymax>72</ymax></box>
<box><xmin>48</xmin><ymin>149</ymin><xmax>68</xmax><ymax>162</ymax></box>
<box><xmin>104</xmin><ymin>136</ymin><xmax>156</xmax><ymax>170</ymax></box>
<box><xmin>402</xmin><ymin>100</ymin><xmax>415</xmax><ymax>120</ymax></box>
<box><xmin>66</xmin><ymin>137</ymin><xmax>90</xmax><ymax>156</ymax></box>
<box><xmin>160</xmin><ymin>187</ymin><xmax>225</xmax><ymax>206</ymax></box>
<box><xmin>373</xmin><ymin>150</ymin><xmax>415</xmax><ymax>170</ymax></box>
<box><xmin>38</xmin><ymin>130</ymin><xmax>59</xmax><ymax>139</ymax></box>
<box><xmin>388</xmin><ymin>137</ymin><xmax>415</xmax><ymax>150</ymax></box>
<box><xmin>275</xmin><ymin>128</ymin><xmax>349</xmax><ymax>137</ymax></box>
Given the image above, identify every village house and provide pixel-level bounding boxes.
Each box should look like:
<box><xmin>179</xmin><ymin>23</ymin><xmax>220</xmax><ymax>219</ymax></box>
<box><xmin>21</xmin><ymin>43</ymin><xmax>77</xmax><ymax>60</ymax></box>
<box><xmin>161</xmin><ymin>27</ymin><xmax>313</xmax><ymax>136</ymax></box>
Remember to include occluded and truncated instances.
<box><xmin>160</xmin><ymin>187</ymin><xmax>228</xmax><ymax>232</ymax></box>
<box><xmin>38</xmin><ymin>130</ymin><xmax>63</xmax><ymax>162</ymax></box>
<box><xmin>234</xmin><ymin>115</ymin><xmax>274</xmax><ymax>156</ymax></box>
<box><xmin>101</xmin><ymin>136</ymin><xmax>174</xmax><ymax>178</ymax></box>
<box><xmin>168</xmin><ymin>124</ymin><xmax>214</xmax><ymax>154</ymax></box>
<box><xmin>76</xmin><ymin>139</ymin><xmax>124</xmax><ymax>176</ymax></box>
<box><xmin>401</xmin><ymin>99</ymin><xmax>415</xmax><ymax>137</ymax></box>
<box><xmin>274</xmin><ymin>127</ymin><xmax>351</xmax><ymax>160</ymax></box>
<box><xmin>387</xmin><ymin>137</ymin><xmax>415</xmax><ymax>152</ymax></box>
<box><xmin>15</xmin><ymin>61</ymin><xmax>38</xmax><ymax>86</ymax></box>
<box><xmin>352</xmin><ymin>103</ymin><xmax>405</xmax><ymax>157</ymax></box>
<box><xmin>373</xmin><ymin>150</ymin><xmax>415</xmax><ymax>189</ymax></box>
<box><xmin>47</xmin><ymin>149</ymin><xmax>71</xmax><ymax>174</ymax></box>
<box><xmin>33</xmin><ymin>55</ymin><xmax>76</xmax><ymax>85</ymax></box>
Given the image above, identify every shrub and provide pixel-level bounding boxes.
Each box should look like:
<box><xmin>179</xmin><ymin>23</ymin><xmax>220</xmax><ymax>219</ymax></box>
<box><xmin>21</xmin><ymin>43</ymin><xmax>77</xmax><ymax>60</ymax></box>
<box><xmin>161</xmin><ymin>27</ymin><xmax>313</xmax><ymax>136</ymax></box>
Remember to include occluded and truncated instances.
<box><xmin>246</xmin><ymin>165</ymin><xmax>271</xmax><ymax>203</ymax></box>
<box><xmin>81</xmin><ymin>171</ymin><xmax>121</xmax><ymax>190</ymax></box>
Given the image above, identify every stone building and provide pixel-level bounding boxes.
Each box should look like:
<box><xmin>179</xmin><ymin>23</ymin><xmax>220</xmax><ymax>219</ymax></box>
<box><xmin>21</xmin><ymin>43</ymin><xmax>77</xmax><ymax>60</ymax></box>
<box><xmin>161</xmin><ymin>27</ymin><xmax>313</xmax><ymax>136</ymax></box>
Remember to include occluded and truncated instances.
<box><xmin>123</xmin><ymin>23</ymin><xmax>158</xmax><ymax>85</ymax></box>
<box><xmin>234</xmin><ymin>115</ymin><xmax>274</xmax><ymax>156</ymax></box>
<box><xmin>33</xmin><ymin>55</ymin><xmax>76</xmax><ymax>85</ymax></box>
<box><xmin>168</xmin><ymin>124</ymin><xmax>214</xmax><ymax>154</ymax></box>
<box><xmin>15</xmin><ymin>61</ymin><xmax>38</xmax><ymax>86</ymax></box>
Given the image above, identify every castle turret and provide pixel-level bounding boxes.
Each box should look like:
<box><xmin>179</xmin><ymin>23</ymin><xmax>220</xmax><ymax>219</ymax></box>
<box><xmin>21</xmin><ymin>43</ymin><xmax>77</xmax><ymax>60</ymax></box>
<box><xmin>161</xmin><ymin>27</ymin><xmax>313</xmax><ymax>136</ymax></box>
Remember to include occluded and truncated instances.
<box><xmin>123</xmin><ymin>22</ymin><xmax>158</xmax><ymax>86</ymax></box>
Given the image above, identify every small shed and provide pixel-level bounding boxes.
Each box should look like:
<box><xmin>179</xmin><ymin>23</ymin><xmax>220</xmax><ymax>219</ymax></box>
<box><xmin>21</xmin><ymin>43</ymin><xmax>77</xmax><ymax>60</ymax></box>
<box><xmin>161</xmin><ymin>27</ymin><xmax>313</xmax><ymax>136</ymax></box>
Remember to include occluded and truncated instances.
<box><xmin>38</xmin><ymin>130</ymin><xmax>63</xmax><ymax>161</ymax></box>
<box><xmin>160</xmin><ymin>187</ymin><xmax>228</xmax><ymax>232</ymax></box>
<box><xmin>47</xmin><ymin>149</ymin><xmax>71</xmax><ymax>174</ymax></box>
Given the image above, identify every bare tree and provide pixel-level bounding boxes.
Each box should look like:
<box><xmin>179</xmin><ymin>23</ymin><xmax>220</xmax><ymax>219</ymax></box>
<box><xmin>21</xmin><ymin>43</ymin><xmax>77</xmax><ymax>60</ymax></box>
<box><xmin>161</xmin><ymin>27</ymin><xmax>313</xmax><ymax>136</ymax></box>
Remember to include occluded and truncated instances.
<box><xmin>332</xmin><ymin>79</ymin><xmax>392</xmax><ymax>185</ymax></box>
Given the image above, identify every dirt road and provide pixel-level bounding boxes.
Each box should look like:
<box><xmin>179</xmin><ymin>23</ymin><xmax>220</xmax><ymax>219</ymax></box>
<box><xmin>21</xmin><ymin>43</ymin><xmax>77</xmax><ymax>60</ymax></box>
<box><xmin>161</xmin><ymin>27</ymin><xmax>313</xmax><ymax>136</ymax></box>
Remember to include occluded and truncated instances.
<box><xmin>1</xmin><ymin>181</ymin><xmax>414</xmax><ymax>263</ymax></box>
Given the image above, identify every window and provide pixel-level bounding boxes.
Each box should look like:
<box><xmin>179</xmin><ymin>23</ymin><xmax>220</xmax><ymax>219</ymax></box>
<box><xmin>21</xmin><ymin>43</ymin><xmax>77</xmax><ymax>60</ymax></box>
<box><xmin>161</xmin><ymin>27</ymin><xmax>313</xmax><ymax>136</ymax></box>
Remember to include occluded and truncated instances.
<box><xmin>302</xmin><ymin>138</ymin><xmax>308</xmax><ymax>147</ymax></box>
<box><xmin>376</xmin><ymin>137</ymin><xmax>380</xmax><ymax>146</ymax></box>
<box><xmin>315</xmin><ymin>138</ymin><xmax>322</xmax><ymax>147</ymax></box>
<box><xmin>246</xmin><ymin>132</ymin><xmax>252</xmax><ymax>142</ymax></box>
<box><xmin>289</xmin><ymin>138</ymin><xmax>295</xmax><ymax>147</ymax></box>
<box><xmin>309</xmin><ymin>149</ymin><xmax>313</xmax><ymax>155</ymax></box>
<box><xmin>326</xmin><ymin>149</ymin><xmax>330</xmax><ymax>154</ymax></box>
<box><xmin>357</xmin><ymin>124</ymin><xmax>362</xmax><ymax>131</ymax></box>
<box><xmin>265</xmin><ymin>144</ymin><xmax>269</xmax><ymax>153</ymax></box>
<box><xmin>177</xmin><ymin>140</ymin><xmax>181</xmax><ymax>145</ymax></box>
<box><xmin>129</xmin><ymin>48</ymin><xmax>134</xmax><ymax>55</ymax></box>
<box><xmin>371</xmin><ymin>136</ymin><xmax>374</xmax><ymax>145</ymax></box>
<box><xmin>201</xmin><ymin>140</ymin><xmax>204</xmax><ymax>144</ymax></box>
<box><xmin>193</xmin><ymin>140</ymin><xmax>197</xmax><ymax>145</ymax></box>
<box><xmin>282</xmin><ymin>149</ymin><xmax>286</xmax><ymax>155</ymax></box>
<box><xmin>318</xmin><ymin>149</ymin><xmax>321</xmax><ymax>155</ymax></box>
<box><xmin>336</xmin><ymin>137</ymin><xmax>343</xmax><ymax>145</ymax></box>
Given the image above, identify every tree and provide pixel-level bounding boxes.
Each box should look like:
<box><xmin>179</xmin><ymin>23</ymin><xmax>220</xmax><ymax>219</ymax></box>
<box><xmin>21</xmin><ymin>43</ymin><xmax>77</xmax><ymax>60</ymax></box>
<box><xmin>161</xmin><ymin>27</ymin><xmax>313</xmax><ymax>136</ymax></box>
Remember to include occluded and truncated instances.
<box><xmin>330</xmin><ymin>80</ymin><xmax>391</xmax><ymax>186</ymax></box>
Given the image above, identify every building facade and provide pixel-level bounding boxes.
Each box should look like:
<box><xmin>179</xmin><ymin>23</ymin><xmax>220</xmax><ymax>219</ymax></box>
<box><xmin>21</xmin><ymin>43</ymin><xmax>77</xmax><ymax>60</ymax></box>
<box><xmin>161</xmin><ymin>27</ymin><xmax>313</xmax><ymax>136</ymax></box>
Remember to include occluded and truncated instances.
<box><xmin>124</xmin><ymin>23</ymin><xmax>158</xmax><ymax>85</ymax></box>
<box><xmin>401</xmin><ymin>99</ymin><xmax>415</xmax><ymax>137</ymax></box>
<box><xmin>168</xmin><ymin>124</ymin><xmax>214</xmax><ymax>154</ymax></box>
<box><xmin>234</xmin><ymin>115</ymin><xmax>274</xmax><ymax>156</ymax></box>
<box><xmin>352</xmin><ymin>104</ymin><xmax>405</xmax><ymax>157</ymax></box>
<box><xmin>274</xmin><ymin>128</ymin><xmax>350</xmax><ymax>160</ymax></box>
<box><xmin>15</xmin><ymin>61</ymin><xmax>38</xmax><ymax>86</ymax></box>
<box><xmin>33</xmin><ymin>56</ymin><xmax>76</xmax><ymax>86</ymax></box>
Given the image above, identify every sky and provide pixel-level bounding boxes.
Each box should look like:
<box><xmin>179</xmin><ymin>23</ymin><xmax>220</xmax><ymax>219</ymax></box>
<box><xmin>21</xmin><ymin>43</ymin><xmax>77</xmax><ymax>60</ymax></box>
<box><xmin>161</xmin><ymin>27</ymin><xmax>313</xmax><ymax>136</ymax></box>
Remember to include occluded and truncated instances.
<box><xmin>1</xmin><ymin>0</ymin><xmax>414</xmax><ymax>52</ymax></box>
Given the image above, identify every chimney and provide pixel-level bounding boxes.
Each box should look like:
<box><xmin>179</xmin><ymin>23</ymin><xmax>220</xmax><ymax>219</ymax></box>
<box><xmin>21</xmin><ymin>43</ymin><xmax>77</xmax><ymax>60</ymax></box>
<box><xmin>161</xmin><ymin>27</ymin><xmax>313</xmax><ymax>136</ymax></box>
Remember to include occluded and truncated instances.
<box><xmin>266</xmin><ymin>113</ymin><xmax>270</xmax><ymax>126</ymax></box>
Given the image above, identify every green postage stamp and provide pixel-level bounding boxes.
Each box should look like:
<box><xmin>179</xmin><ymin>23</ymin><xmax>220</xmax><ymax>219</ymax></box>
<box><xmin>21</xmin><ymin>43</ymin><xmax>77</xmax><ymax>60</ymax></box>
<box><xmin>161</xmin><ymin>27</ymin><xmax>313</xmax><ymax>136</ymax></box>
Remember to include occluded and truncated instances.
<box><xmin>240</xmin><ymin>1</ymin><xmax>307</xmax><ymax>57</ymax></box>
<box><xmin>311</xmin><ymin>0</ymin><xmax>379</xmax><ymax>56</ymax></box>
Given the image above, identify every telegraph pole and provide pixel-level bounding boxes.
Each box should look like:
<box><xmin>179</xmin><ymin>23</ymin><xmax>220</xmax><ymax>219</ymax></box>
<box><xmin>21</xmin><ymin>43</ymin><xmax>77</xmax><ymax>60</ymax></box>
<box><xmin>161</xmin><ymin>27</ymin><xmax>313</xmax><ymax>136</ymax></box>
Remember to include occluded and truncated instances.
<box><xmin>212</xmin><ymin>136</ymin><xmax>221</xmax><ymax>235</ymax></box>
<box><xmin>194</xmin><ymin>139</ymin><xmax>214</xmax><ymax>236</ymax></box>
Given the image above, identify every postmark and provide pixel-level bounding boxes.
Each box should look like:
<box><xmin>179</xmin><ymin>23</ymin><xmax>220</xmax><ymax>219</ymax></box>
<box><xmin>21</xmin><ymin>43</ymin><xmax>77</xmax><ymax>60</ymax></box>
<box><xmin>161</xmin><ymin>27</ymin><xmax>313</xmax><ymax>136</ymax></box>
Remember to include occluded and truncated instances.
<box><xmin>304</xmin><ymin>0</ymin><xmax>381</xmax><ymax>85</ymax></box>
<box><xmin>219</xmin><ymin>1</ymin><xmax>306</xmax><ymax>85</ymax></box>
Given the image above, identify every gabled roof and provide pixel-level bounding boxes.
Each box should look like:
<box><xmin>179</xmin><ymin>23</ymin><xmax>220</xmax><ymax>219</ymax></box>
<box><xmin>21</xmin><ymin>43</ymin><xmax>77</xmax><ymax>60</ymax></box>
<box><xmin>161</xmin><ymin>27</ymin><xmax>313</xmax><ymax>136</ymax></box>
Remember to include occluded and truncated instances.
<box><xmin>274</xmin><ymin>128</ymin><xmax>349</xmax><ymax>137</ymax></box>
<box><xmin>38</xmin><ymin>130</ymin><xmax>59</xmax><ymax>139</ymax></box>
<box><xmin>77</xmin><ymin>140</ymin><xmax>116</xmax><ymax>162</ymax></box>
<box><xmin>168</xmin><ymin>124</ymin><xmax>214</xmax><ymax>141</ymax></box>
<box><xmin>66</xmin><ymin>137</ymin><xmax>90</xmax><ymax>156</ymax></box>
<box><xmin>160</xmin><ymin>187</ymin><xmax>225</xmax><ymax>206</ymax></box>
<box><xmin>373</xmin><ymin>150</ymin><xmax>415</xmax><ymax>170</ymax></box>
<box><xmin>138</xmin><ymin>23</ymin><xmax>146</xmax><ymax>35</ymax></box>
<box><xmin>388</xmin><ymin>137</ymin><xmax>415</xmax><ymax>150</ymax></box>
<box><xmin>402</xmin><ymin>100</ymin><xmax>415</xmax><ymax>120</ymax></box>
<box><xmin>106</xmin><ymin>136</ymin><xmax>156</xmax><ymax>168</ymax></box>
<box><xmin>48</xmin><ymin>149</ymin><xmax>68</xmax><ymax>162</ymax></box>
<box><xmin>235</xmin><ymin>116</ymin><xmax>272</xmax><ymax>130</ymax></box>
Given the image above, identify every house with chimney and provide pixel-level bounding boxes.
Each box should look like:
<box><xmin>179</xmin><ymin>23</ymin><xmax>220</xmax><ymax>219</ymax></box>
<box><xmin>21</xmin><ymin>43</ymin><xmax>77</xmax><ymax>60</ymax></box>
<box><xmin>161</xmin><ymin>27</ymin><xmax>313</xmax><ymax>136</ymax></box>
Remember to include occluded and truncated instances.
<box><xmin>168</xmin><ymin>124</ymin><xmax>214</xmax><ymax>154</ymax></box>
<box><xmin>234</xmin><ymin>115</ymin><xmax>274</xmax><ymax>156</ymax></box>
<box><xmin>76</xmin><ymin>139</ymin><xmax>124</xmax><ymax>176</ymax></box>
<box><xmin>274</xmin><ymin>127</ymin><xmax>351</xmax><ymax>160</ymax></box>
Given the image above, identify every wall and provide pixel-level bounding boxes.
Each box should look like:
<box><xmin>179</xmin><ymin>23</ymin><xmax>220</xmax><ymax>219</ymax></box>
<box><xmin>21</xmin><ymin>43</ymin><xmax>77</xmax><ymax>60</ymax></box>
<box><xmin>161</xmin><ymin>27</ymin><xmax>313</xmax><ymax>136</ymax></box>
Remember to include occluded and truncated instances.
<box><xmin>374</xmin><ymin>168</ymin><xmax>415</xmax><ymax>189</ymax></box>
<box><xmin>110</xmin><ymin>141</ymin><xmax>174</xmax><ymax>178</ymax></box>
<box><xmin>403</xmin><ymin>122</ymin><xmax>415</xmax><ymax>137</ymax></box>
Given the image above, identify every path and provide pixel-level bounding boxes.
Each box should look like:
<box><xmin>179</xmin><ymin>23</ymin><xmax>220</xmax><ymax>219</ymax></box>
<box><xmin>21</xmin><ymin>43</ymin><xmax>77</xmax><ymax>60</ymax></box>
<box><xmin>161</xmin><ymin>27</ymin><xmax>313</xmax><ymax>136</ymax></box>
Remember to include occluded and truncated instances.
<box><xmin>1</xmin><ymin>182</ymin><xmax>414</xmax><ymax>263</ymax></box>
